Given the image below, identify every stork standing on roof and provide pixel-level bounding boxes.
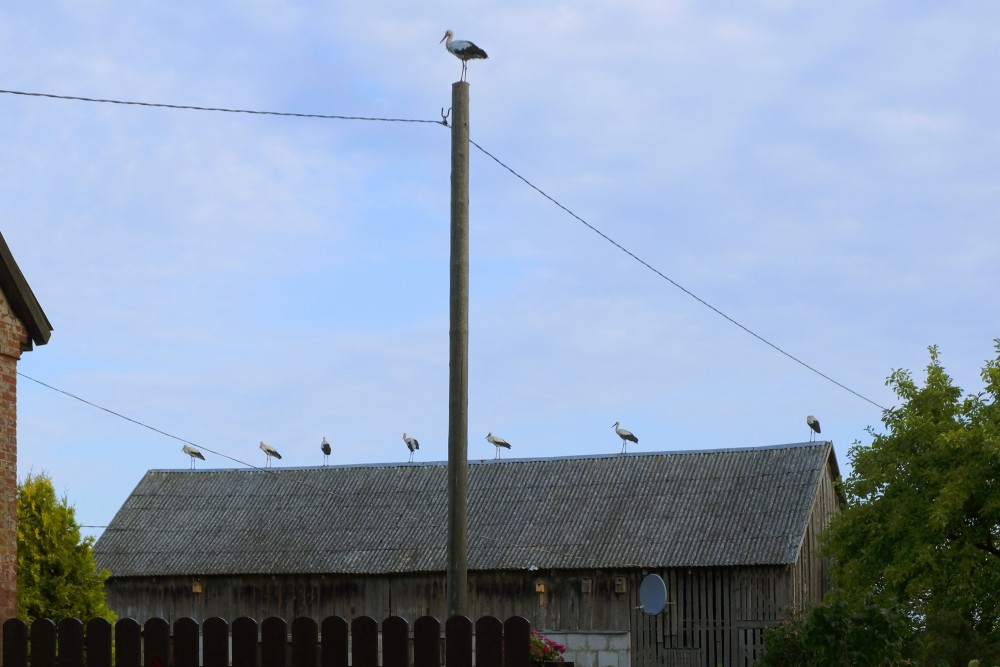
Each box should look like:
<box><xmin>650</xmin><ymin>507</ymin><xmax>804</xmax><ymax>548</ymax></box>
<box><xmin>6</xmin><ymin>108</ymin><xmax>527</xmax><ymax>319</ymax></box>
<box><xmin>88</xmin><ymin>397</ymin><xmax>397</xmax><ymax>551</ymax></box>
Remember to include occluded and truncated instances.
<box><xmin>807</xmin><ymin>415</ymin><xmax>821</xmax><ymax>441</ymax></box>
<box><xmin>260</xmin><ymin>441</ymin><xmax>282</xmax><ymax>467</ymax></box>
<box><xmin>182</xmin><ymin>444</ymin><xmax>205</xmax><ymax>469</ymax></box>
<box><xmin>440</xmin><ymin>30</ymin><xmax>488</xmax><ymax>82</ymax></box>
<box><xmin>321</xmin><ymin>437</ymin><xmax>331</xmax><ymax>465</ymax></box>
<box><xmin>486</xmin><ymin>432</ymin><xmax>511</xmax><ymax>459</ymax></box>
<box><xmin>403</xmin><ymin>433</ymin><xmax>419</xmax><ymax>462</ymax></box>
<box><xmin>613</xmin><ymin>421</ymin><xmax>638</xmax><ymax>453</ymax></box>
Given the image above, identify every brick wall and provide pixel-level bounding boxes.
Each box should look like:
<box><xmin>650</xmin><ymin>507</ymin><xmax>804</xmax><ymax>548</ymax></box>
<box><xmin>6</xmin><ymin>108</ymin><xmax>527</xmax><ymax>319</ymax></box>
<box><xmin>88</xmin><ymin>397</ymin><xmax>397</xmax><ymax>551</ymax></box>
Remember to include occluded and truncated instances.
<box><xmin>0</xmin><ymin>289</ymin><xmax>28</xmax><ymax>623</ymax></box>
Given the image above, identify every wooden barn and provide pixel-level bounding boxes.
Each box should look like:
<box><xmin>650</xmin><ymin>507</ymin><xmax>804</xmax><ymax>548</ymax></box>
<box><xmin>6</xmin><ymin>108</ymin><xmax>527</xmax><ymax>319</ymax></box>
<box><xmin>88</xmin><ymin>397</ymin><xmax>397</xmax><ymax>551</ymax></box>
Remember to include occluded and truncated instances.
<box><xmin>94</xmin><ymin>441</ymin><xmax>843</xmax><ymax>667</ymax></box>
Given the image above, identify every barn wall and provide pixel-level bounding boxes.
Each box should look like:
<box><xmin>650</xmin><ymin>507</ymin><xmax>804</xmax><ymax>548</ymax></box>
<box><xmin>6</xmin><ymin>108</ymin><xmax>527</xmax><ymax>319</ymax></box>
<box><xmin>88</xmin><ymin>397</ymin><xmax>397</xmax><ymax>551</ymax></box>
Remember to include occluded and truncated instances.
<box><xmin>105</xmin><ymin>564</ymin><xmax>809</xmax><ymax>667</ymax></box>
<box><xmin>103</xmin><ymin>568</ymin><xmax>636</xmax><ymax>630</ymax></box>
<box><xmin>787</xmin><ymin>456</ymin><xmax>841</xmax><ymax>611</ymax></box>
<box><xmin>629</xmin><ymin>566</ymin><xmax>793</xmax><ymax>667</ymax></box>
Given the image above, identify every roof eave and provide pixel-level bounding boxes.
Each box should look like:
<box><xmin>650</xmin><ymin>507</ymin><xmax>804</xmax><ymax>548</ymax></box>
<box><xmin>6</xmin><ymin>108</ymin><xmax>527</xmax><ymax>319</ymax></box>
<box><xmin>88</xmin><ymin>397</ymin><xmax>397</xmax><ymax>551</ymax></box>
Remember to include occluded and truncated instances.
<box><xmin>0</xmin><ymin>233</ymin><xmax>53</xmax><ymax>349</ymax></box>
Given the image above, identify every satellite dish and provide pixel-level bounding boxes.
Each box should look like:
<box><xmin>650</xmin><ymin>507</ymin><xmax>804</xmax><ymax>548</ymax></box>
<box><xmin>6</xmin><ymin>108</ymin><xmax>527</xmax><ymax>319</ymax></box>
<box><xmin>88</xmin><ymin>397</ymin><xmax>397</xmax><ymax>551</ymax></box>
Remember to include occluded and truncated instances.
<box><xmin>638</xmin><ymin>573</ymin><xmax>667</xmax><ymax>614</ymax></box>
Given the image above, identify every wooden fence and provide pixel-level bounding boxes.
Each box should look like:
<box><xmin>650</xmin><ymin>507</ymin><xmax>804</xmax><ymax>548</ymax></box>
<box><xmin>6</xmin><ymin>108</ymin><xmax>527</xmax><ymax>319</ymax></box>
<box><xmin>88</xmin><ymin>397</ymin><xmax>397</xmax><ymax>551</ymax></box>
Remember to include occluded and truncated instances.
<box><xmin>2</xmin><ymin>615</ymin><xmax>531</xmax><ymax>667</ymax></box>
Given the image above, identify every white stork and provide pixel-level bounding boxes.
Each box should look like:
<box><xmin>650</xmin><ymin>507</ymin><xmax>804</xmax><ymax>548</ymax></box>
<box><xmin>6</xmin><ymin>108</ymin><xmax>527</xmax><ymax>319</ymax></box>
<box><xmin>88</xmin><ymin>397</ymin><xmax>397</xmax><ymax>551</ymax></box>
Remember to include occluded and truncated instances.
<box><xmin>440</xmin><ymin>30</ymin><xmax>488</xmax><ymax>82</ymax></box>
<box><xmin>259</xmin><ymin>441</ymin><xmax>282</xmax><ymax>467</ymax></box>
<box><xmin>807</xmin><ymin>415</ymin><xmax>821</xmax><ymax>441</ymax></box>
<box><xmin>613</xmin><ymin>421</ymin><xmax>638</xmax><ymax>453</ymax></box>
<box><xmin>321</xmin><ymin>437</ymin><xmax>331</xmax><ymax>465</ymax></box>
<box><xmin>403</xmin><ymin>433</ymin><xmax>419</xmax><ymax>462</ymax></box>
<box><xmin>486</xmin><ymin>432</ymin><xmax>511</xmax><ymax>459</ymax></box>
<box><xmin>182</xmin><ymin>444</ymin><xmax>205</xmax><ymax>469</ymax></box>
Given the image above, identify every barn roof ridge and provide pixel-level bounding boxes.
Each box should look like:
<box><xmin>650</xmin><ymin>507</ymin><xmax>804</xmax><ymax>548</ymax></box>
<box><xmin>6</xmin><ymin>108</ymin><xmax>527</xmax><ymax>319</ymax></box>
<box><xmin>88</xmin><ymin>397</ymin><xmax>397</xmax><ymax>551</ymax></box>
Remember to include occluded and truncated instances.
<box><xmin>146</xmin><ymin>440</ymin><xmax>832</xmax><ymax>474</ymax></box>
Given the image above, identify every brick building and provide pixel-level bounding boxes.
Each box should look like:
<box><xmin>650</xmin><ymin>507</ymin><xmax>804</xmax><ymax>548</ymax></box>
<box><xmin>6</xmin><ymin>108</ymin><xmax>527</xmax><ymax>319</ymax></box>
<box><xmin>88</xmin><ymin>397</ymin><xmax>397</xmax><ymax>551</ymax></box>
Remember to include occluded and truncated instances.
<box><xmin>0</xmin><ymin>233</ymin><xmax>52</xmax><ymax>621</ymax></box>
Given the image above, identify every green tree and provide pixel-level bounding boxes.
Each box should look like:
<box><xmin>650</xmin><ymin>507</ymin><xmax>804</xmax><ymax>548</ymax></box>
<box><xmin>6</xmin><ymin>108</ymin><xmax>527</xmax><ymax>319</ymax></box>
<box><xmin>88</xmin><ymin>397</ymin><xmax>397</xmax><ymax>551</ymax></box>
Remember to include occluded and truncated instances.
<box><xmin>821</xmin><ymin>343</ymin><xmax>1000</xmax><ymax>664</ymax></box>
<box><xmin>16</xmin><ymin>472</ymin><xmax>115</xmax><ymax>624</ymax></box>
<box><xmin>758</xmin><ymin>597</ymin><xmax>911</xmax><ymax>667</ymax></box>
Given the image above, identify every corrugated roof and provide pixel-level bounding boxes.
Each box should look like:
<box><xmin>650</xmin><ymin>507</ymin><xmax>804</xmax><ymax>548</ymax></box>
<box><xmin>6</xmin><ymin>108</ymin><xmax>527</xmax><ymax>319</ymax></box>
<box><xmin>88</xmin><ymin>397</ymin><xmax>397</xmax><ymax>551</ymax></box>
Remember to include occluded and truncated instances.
<box><xmin>94</xmin><ymin>442</ymin><xmax>835</xmax><ymax>577</ymax></box>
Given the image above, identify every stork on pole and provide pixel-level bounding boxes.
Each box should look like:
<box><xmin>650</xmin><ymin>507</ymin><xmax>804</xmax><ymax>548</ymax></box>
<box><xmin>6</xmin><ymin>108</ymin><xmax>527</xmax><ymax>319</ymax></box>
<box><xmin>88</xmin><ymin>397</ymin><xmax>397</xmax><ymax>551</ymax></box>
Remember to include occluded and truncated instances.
<box><xmin>440</xmin><ymin>30</ymin><xmax>488</xmax><ymax>82</ymax></box>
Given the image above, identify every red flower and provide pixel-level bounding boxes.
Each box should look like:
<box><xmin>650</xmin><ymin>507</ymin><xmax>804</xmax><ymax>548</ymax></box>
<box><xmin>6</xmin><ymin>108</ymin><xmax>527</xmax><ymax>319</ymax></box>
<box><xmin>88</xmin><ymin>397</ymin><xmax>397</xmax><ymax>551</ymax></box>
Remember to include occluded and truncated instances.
<box><xmin>529</xmin><ymin>630</ymin><xmax>566</xmax><ymax>664</ymax></box>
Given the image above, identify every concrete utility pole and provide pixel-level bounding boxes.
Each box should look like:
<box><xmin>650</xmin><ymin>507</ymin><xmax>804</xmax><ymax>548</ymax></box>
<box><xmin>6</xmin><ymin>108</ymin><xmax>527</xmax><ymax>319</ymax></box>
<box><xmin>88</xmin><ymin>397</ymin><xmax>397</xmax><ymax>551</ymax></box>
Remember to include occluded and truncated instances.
<box><xmin>446</xmin><ymin>80</ymin><xmax>470</xmax><ymax>618</ymax></box>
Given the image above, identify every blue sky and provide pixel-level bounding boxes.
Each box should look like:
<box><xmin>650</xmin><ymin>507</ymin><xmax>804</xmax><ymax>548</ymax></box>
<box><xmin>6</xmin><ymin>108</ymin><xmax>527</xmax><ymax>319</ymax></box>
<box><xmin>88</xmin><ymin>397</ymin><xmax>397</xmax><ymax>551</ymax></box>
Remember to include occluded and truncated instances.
<box><xmin>3</xmin><ymin>2</ymin><xmax>998</xmax><ymax>539</ymax></box>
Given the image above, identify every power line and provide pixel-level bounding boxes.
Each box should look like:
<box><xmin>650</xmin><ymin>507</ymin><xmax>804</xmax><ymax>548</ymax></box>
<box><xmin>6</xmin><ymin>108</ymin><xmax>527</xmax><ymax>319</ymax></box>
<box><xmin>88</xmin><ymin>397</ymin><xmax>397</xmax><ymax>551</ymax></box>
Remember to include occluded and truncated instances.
<box><xmin>18</xmin><ymin>372</ymin><xmax>283</xmax><ymax>471</ymax></box>
<box><xmin>2</xmin><ymin>85</ymin><xmax>886</xmax><ymax>409</ymax></box>
<box><xmin>0</xmin><ymin>88</ymin><xmax>446</xmax><ymax>125</ymax></box>
<box><xmin>470</xmin><ymin>139</ymin><xmax>888</xmax><ymax>411</ymax></box>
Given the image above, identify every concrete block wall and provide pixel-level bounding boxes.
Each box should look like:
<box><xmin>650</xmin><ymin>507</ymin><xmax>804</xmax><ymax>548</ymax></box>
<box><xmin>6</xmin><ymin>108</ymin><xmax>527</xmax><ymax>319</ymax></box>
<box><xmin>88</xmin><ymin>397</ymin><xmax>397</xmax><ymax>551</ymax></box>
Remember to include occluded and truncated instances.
<box><xmin>542</xmin><ymin>631</ymin><xmax>631</xmax><ymax>667</ymax></box>
<box><xmin>0</xmin><ymin>289</ymin><xmax>28</xmax><ymax>623</ymax></box>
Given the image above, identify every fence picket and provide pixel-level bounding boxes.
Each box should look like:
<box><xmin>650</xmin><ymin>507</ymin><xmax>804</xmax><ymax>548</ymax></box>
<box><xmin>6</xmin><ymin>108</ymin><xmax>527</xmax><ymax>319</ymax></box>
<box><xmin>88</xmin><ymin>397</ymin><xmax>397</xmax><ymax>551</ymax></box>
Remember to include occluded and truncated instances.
<box><xmin>202</xmin><ymin>617</ymin><xmax>229</xmax><ymax>667</ymax></box>
<box><xmin>412</xmin><ymin>616</ymin><xmax>440</xmax><ymax>667</ymax></box>
<box><xmin>56</xmin><ymin>619</ymin><xmax>84</xmax><ymax>667</ymax></box>
<box><xmin>445</xmin><ymin>616</ymin><xmax>473</xmax><ymax>667</ymax></box>
<box><xmin>85</xmin><ymin>618</ymin><xmax>112</xmax><ymax>667</ymax></box>
<box><xmin>504</xmin><ymin>616</ymin><xmax>531</xmax><ymax>667</ymax></box>
<box><xmin>173</xmin><ymin>618</ymin><xmax>199</xmax><ymax>667</ymax></box>
<box><xmin>352</xmin><ymin>616</ymin><xmax>378</xmax><ymax>667</ymax></box>
<box><xmin>30</xmin><ymin>620</ymin><xmax>55</xmax><ymax>667</ymax></box>
<box><xmin>144</xmin><ymin>618</ymin><xmax>170</xmax><ymax>667</ymax></box>
<box><xmin>320</xmin><ymin>615</ymin><xmax>348</xmax><ymax>667</ymax></box>
<box><xmin>232</xmin><ymin>617</ymin><xmax>258</xmax><ymax>667</ymax></box>
<box><xmin>115</xmin><ymin>618</ymin><xmax>142</xmax><ymax>667</ymax></box>
<box><xmin>382</xmin><ymin>616</ymin><xmax>409</xmax><ymax>667</ymax></box>
<box><xmin>475</xmin><ymin>617</ymin><xmax>502</xmax><ymax>667</ymax></box>
<box><xmin>261</xmin><ymin>617</ymin><xmax>287</xmax><ymax>667</ymax></box>
<box><xmin>3</xmin><ymin>619</ymin><xmax>28</xmax><ymax>667</ymax></box>
<box><xmin>292</xmin><ymin>617</ymin><xmax>319</xmax><ymax>667</ymax></box>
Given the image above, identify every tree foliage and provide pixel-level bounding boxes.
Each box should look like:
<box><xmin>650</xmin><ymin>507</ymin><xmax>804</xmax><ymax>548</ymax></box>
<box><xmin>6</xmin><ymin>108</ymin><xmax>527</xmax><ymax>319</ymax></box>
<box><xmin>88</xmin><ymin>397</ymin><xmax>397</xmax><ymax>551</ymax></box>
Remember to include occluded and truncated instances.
<box><xmin>758</xmin><ymin>597</ymin><xmax>911</xmax><ymax>667</ymax></box>
<box><xmin>16</xmin><ymin>472</ymin><xmax>115</xmax><ymax>624</ymax></box>
<box><xmin>818</xmin><ymin>343</ymin><xmax>1000</xmax><ymax>664</ymax></box>
<box><xmin>759</xmin><ymin>344</ymin><xmax>1000</xmax><ymax>664</ymax></box>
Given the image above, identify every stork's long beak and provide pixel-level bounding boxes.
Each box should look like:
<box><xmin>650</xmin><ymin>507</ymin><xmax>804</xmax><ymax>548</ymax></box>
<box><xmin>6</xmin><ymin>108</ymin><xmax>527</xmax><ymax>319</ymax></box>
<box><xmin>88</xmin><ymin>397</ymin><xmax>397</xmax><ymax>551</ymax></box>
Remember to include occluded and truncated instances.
<box><xmin>440</xmin><ymin>33</ymin><xmax>448</xmax><ymax>43</ymax></box>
